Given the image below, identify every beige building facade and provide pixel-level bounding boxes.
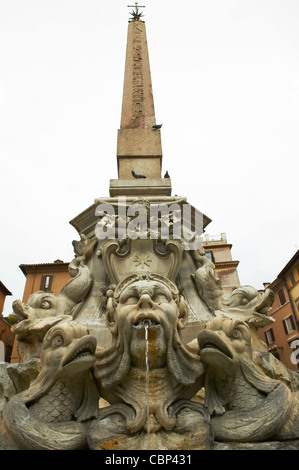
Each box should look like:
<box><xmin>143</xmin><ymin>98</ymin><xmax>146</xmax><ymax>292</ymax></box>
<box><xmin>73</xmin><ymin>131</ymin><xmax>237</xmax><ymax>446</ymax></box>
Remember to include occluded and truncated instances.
<box><xmin>258</xmin><ymin>250</ymin><xmax>299</xmax><ymax>371</ymax></box>
<box><xmin>202</xmin><ymin>233</ymin><xmax>240</xmax><ymax>292</ymax></box>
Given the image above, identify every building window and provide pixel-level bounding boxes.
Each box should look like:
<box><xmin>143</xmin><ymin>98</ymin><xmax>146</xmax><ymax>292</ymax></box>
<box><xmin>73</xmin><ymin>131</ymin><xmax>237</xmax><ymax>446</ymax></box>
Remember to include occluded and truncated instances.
<box><xmin>277</xmin><ymin>288</ymin><xmax>287</xmax><ymax>306</ymax></box>
<box><xmin>271</xmin><ymin>348</ymin><xmax>281</xmax><ymax>362</ymax></box>
<box><xmin>265</xmin><ymin>328</ymin><xmax>275</xmax><ymax>345</ymax></box>
<box><xmin>40</xmin><ymin>275</ymin><xmax>53</xmax><ymax>292</ymax></box>
<box><xmin>289</xmin><ymin>271</ymin><xmax>296</xmax><ymax>287</ymax></box>
<box><xmin>204</xmin><ymin>251</ymin><xmax>215</xmax><ymax>263</ymax></box>
<box><xmin>283</xmin><ymin>315</ymin><xmax>296</xmax><ymax>334</ymax></box>
<box><xmin>0</xmin><ymin>341</ymin><xmax>4</xmax><ymax>362</ymax></box>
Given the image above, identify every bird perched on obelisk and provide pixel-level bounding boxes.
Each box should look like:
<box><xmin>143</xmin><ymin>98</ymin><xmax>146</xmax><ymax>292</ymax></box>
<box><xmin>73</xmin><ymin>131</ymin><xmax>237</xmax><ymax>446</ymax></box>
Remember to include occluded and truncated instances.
<box><xmin>131</xmin><ymin>170</ymin><xmax>146</xmax><ymax>179</ymax></box>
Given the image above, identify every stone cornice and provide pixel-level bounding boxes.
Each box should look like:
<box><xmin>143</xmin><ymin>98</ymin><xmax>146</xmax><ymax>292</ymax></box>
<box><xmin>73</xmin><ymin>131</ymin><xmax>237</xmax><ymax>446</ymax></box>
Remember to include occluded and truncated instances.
<box><xmin>215</xmin><ymin>261</ymin><xmax>239</xmax><ymax>269</ymax></box>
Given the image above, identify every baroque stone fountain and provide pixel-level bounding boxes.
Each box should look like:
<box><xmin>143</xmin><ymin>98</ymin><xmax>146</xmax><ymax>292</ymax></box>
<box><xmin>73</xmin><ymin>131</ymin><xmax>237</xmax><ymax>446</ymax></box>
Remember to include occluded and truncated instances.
<box><xmin>1</xmin><ymin>204</ymin><xmax>299</xmax><ymax>451</ymax></box>
<box><xmin>1</xmin><ymin>6</ymin><xmax>299</xmax><ymax>451</ymax></box>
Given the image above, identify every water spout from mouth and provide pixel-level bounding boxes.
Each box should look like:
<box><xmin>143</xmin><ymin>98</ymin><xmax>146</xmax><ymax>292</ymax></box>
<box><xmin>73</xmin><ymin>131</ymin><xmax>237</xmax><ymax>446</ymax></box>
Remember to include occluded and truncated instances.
<box><xmin>144</xmin><ymin>320</ymin><xmax>150</xmax><ymax>435</ymax></box>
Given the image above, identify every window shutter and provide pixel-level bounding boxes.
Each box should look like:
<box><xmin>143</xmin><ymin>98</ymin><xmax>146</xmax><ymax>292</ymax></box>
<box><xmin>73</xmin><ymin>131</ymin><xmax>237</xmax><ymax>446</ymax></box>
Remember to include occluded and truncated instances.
<box><xmin>278</xmin><ymin>288</ymin><xmax>286</xmax><ymax>306</ymax></box>
<box><xmin>283</xmin><ymin>319</ymin><xmax>288</xmax><ymax>334</ymax></box>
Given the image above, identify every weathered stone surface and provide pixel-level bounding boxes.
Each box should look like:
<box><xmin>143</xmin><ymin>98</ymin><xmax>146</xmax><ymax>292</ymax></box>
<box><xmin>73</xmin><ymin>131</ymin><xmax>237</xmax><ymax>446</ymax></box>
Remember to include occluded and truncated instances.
<box><xmin>212</xmin><ymin>440</ymin><xmax>299</xmax><ymax>450</ymax></box>
<box><xmin>117</xmin><ymin>128</ymin><xmax>162</xmax><ymax>158</ymax></box>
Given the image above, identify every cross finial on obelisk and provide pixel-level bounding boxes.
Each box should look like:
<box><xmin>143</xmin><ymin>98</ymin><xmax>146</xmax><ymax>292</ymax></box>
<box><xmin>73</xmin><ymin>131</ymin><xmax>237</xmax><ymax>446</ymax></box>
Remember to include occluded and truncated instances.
<box><xmin>128</xmin><ymin>2</ymin><xmax>145</xmax><ymax>22</ymax></box>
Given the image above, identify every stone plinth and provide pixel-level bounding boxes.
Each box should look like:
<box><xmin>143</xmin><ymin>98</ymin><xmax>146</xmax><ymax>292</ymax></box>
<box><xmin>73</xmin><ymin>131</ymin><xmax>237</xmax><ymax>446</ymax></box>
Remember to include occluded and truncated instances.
<box><xmin>109</xmin><ymin>178</ymin><xmax>171</xmax><ymax>197</ymax></box>
<box><xmin>70</xmin><ymin>196</ymin><xmax>212</xmax><ymax>238</ymax></box>
<box><xmin>117</xmin><ymin>128</ymin><xmax>162</xmax><ymax>179</ymax></box>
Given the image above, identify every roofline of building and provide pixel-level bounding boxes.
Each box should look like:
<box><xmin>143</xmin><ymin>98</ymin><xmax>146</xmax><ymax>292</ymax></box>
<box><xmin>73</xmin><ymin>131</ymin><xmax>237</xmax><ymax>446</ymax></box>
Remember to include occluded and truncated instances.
<box><xmin>0</xmin><ymin>281</ymin><xmax>12</xmax><ymax>296</ymax></box>
<box><xmin>202</xmin><ymin>243</ymin><xmax>233</xmax><ymax>249</ymax></box>
<box><xmin>19</xmin><ymin>261</ymin><xmax>69</xmax><ymax>277</ymax></box>
<box><xmin>277</xmin><ymin>250</ymin><xmax>299</xmax><ymax>278</ymax></box>
<box><xmin>265</xmin><ymin>277</ymin><xmax>281</xmax><ymax>290</ymax></box>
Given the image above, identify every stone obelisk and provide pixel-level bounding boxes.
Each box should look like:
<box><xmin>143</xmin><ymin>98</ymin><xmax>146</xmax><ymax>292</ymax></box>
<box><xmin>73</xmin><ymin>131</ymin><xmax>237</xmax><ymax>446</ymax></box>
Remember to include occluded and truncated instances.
<box><xmin>70</xmin><ymin>4</ymin><xmax>211</xmax><ymax>239</ymax></box>
<box><xmin>109</xmin><ymin>7</ymin><xmax>171</xmax><ymax>197</ymax></box>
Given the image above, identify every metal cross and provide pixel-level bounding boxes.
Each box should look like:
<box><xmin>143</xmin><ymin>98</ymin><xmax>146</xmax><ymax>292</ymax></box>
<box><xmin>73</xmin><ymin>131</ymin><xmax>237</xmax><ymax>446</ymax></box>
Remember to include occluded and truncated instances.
<box><xmin>128</xmin><ymin>2</ymin><xmax>145</xmax><ymax>20</ymax></box>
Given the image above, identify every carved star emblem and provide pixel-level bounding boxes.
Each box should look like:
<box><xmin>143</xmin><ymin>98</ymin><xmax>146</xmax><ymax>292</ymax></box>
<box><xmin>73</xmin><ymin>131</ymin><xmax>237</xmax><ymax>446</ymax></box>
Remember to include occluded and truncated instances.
<box><xmin>133</xmin><ymin>253</ymin><xmax>152</xmax><ymax>268</ymax></box>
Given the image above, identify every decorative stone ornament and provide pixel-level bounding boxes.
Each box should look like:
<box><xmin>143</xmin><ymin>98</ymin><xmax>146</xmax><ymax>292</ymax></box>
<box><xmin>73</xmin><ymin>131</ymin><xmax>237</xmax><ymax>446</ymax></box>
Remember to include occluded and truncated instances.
<box><xmin>99</xmin><ymin>238</ymin><xmax>184</xmax><ymax>283</ymax></box>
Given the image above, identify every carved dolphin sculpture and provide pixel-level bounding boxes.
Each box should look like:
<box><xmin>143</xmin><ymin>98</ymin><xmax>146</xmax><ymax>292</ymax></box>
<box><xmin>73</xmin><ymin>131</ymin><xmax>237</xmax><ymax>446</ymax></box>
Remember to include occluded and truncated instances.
<box><xmin>1</xmin><ymin>321</ymin><xmax>100</xmax><ymax>450</ymax></box>
<box><xmin>10</xmin><ymin>258</ymin><xmax>93</xmax><ymax>362</ymax></box>
<box><xmin>216</xmin><ymin>285</ymin><xmax>275</xmax><ymax>328</ymax></box>
<box><xmin>197</xmin><ymin>316</ymin><xmax>295</xmax><ymax>442</ymax></box>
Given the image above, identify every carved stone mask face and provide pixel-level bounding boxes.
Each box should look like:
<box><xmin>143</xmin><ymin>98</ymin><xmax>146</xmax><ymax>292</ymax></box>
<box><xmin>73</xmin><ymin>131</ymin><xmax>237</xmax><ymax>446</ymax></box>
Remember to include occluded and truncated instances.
<box><xmin>120</xmin><ymin>280</ymin><xmax>177</xmax><ymax>323</ymax></box>
<box><xmin>106</xmin><ymin>278</ymin><xmax>188</xmax><ymax>369</ymax></box>
<box><xmin>124</xmin><ymin>280</ymin><xmax>175</xmax><ymax>368</ymax></box>
<box><xmin>97</xmin><ymin>275</ymin><xmax>203</xmax><ymax>388</ymax></box>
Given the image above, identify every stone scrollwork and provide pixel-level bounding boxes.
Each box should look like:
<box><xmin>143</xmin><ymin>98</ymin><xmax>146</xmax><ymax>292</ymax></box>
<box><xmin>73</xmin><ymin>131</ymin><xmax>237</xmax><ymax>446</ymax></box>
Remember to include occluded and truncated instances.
<box><xmin>99</xmin><ymin>237</ymin><xmax>184</xmax><ymax>284</ymax></box>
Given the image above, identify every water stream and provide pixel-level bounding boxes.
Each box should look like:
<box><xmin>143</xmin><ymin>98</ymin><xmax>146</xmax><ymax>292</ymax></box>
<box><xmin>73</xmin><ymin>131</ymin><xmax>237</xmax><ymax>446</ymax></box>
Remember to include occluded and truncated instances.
<box><xmin>144</xmin><ymin>320</ymin><xmax>150</xmax><ymax>435</ymax></box>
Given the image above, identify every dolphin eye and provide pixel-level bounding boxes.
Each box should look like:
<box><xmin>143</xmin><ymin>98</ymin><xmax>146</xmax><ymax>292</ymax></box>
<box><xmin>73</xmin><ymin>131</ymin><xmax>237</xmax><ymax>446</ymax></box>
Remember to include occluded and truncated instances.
<box><xmin>52</xmin><ymin>335</ymin><xmax>64</xmax><ymax>348</ymax></box>
<box><xmin>40</xmin><ymin>300</ymin><xmax>51</xmax><ymax>309</ymax></box>
<box><xmin>232</xmin><ymin>328</ymin><xmax>242</xmax><ymax>339</ymax></box>
<box><xmin>241</xmin><ymin>298</ymin><xmax>249</xmax><ymax>305</ymax></box>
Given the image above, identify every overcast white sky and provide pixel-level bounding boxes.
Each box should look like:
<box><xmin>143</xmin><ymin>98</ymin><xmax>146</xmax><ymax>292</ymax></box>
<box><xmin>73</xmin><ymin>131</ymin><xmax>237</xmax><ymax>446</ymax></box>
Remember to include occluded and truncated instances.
<box><xmin>0</xmin><ymin>0</ymin><xmax>298</xmax><ymax>316</ymax></box>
